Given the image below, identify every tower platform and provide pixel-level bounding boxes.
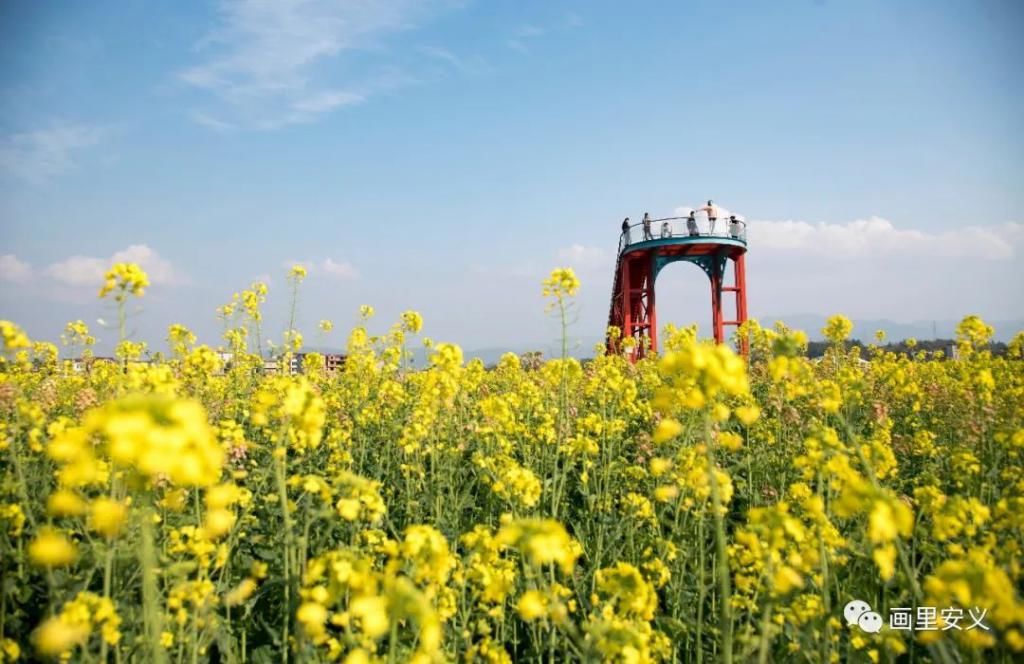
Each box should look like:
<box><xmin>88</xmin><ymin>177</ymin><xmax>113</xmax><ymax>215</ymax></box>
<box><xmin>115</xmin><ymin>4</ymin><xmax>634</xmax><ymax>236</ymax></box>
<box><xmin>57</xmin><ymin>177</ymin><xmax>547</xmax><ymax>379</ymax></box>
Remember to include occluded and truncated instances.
<box><xmin>606</xmin><ymin>216</ymin><xmax>749</xmax><ymax>359</ymax></box>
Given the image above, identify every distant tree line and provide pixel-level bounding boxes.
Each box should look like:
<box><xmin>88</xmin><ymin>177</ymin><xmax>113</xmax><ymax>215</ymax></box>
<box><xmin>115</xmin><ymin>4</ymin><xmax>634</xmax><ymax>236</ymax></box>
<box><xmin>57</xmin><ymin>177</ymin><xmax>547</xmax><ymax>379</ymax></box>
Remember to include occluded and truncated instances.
<box><xmin>804</xmin><ymin>339</ymin><xmax>1011</xmax><ymax>359</ymax></box>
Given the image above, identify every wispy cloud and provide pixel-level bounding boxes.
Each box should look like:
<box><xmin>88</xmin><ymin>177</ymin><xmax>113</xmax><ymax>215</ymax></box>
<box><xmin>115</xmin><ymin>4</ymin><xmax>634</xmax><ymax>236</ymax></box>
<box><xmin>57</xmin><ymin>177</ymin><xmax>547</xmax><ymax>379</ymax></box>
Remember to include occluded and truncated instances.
<box><xmin>470</xmin><ymin>262</ymin><xmax>538</xmax><ymax>279</ymax></box>
<box><xmin>0</xmin><ymin>123</ymin><xmax>103</xmax><ymax>183</ymax></box>
<box><xmin>514</xmin><ymin>24</ymin><xmax>545</xmax><ymax>38</ymax></box>
<box><xmin>321</xmin><ymin>258</ymin><xmax>359</xmax><ymax>280</ymax></box>
<box><xmin>657</xmin><ymin>207</ymin><xmax>1022</xmax><ymax>320</ymax></box>
<box><xmin>507</xmin><ymin>25</ymin><xmax>545</xmax><ymax>54</ymax></box>
<box><xmin>668</xmin><ymin>205</ymin><xmax>1021</xmax><ymax>259</ymax></box>
<box><xmin>189</xmin><ymin>110</ymin><xmax>237</xmax><ymax>132</ymax></box>
<box><xmin>418</xmin><ymin>45</ymin><xmax>487</xmax><ymax>75</ymax></box>
<box><xmin>180</xmin><ymin>0</ymin><xmax>454</xmax><ymax>130</ymax></box>
<box><xmin>751</xmin><ymin>217</ymin><xmax>1022</xmax><ymax>259</ymax></box>
<box><xmin>45</xmin><ymin>245</ymin><xmax>182</xmax><ymax>288</ymax></box>
<box><xmin>281</xmin><ymin>258</ymin><xmax>360</xmax><ymax>280</ymax></box>
<box><xmin>0</xmin><ymin>255</ymin><xmax>33</xmax><ymax>283</ymax></box>
<box><xmin>557</xmin><ymin>244</ymin><xmax>610</xmax><ymax>271</ymax></box>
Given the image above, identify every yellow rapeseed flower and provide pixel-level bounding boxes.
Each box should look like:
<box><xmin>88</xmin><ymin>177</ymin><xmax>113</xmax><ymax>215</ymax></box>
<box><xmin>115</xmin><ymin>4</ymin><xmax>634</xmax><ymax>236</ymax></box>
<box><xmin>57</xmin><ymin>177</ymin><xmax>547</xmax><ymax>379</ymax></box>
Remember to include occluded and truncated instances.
<box><xmin>32</xmin><ymin>618</ymin><xmax>88</xmax><ymax>657</ymax></box>
<box><xmin>517</xmin><ymin>590</ymin><xmax>547</xmax><ymax>621</ymax></box>
<box><xmin>822</xmin><ymin>314</ymin><xmax>853</xmax><ymax>343</ymax></box>
<box><xmin>89</xmin><ymin>497</ymin><xmax>128</xmax><ymax>539</ymax></box>
<box><xmin>350</xmin><ymin>595</ymin><xmax>389</xmax><ymax>638</ymax></box>
<box><xmin>47</xmin><ymin>489</ymin><xmax>87</xmax><ymax>517</ymax></box>
<box><xmin>542</xmin><ymin>267</ymin><xmax>580</xmax><ymax>299</ymax></box>
<box><xmin>652</xmin><ymin>418</ymin><xmax>683</xmax><ymax>444</ymax></box>
<box><xmin>98</xmin><ymin>262</ymin><xmax>149</xmax><ymax>299</ymax></box>
<box><xmin>28</xmin><ymin>529</ymin><xmax>78</xmax><ymax>568</ymax></box>
<box><xmin>297</xmin><ymin>601</ymin><xmax>328</xmax><ymax>637</ymax></box>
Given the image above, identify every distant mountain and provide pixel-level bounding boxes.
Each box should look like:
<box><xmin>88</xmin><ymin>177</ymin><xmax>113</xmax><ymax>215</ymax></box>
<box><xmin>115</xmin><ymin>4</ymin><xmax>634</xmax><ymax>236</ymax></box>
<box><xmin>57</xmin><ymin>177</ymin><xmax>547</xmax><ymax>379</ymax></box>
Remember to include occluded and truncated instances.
<box><xmin>462</xmin><ymin>338</ymin><xmax>606</xmax><ymax>365</ymax></box>
<box><xmin>760</xmin><ymin>315</ymin><xmax>1023</xmax><ymax>343</ymax></box>
<box><xmin>302</xmin><ymin>317</ymin><xmax>1022</xmax><ymax>366</ymax></box>
<box><xmin>302</xmin><ymin>340</ymin><xmax>604</xmax><ymax>367</ymax></box>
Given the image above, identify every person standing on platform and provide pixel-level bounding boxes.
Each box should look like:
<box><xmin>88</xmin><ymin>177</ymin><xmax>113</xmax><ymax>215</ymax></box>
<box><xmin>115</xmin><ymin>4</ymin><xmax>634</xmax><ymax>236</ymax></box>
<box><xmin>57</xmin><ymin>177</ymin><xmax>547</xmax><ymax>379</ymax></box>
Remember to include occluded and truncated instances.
<box><xmin>686</xmin><ymin>211</ymin><xmax>699</xmax><ymax>237</ymax></box>
<box><xmin>621</xmin><ymin>217</ymin><xmax>631</xmax><ymax>245</ymax></box>
<box><xmin>729</xmin><ymin>215</ymin><xmax>743</xmax><ymax>239</ymax></box>
<box><xmin>701</xmin><ymin>200</ymin><xmax>718</xmax><ymax>234</ymax></box>
<box><xmin>642</xmin><ymin>212</ymin><xmax>654</xmax><ymax>240</ymax></box>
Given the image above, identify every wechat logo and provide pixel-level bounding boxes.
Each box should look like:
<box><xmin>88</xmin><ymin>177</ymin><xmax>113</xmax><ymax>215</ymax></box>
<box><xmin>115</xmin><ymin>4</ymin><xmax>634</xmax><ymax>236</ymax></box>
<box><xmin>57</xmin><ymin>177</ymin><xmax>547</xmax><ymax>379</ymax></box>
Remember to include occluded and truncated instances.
<box><xmin>845</xmin><ymin>599</ymin><xmax>883</xmax><ymax>634</ymax></box>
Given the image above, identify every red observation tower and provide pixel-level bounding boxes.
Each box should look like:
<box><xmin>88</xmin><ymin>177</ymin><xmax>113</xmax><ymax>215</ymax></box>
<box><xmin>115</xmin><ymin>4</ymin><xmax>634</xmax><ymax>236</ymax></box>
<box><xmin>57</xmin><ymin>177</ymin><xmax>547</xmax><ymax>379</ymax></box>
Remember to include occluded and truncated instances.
<box><xmin>606</xmin><ymin>214</ymin><xmax>748</xmax><ymax>360</ymax></box>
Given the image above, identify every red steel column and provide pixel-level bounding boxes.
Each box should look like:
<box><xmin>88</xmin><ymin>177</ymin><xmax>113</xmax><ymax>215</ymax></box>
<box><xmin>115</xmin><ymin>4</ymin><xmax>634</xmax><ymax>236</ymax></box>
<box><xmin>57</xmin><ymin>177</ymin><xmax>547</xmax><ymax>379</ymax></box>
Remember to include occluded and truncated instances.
<box><xmin>631</xmin><ymin>260</ymin><xmax>645</xmax><ymax>359</ymax></box>
<box><xmin>621</xmin><ymin>257</ymin><xmax>632</xmax><ymax>358</ymax></box>
<box><xmin>734</xmin><ymin>253</ymin><xmax>749</xmax><ymax>355</ymax></box>
<box><xmin>611</xmin><ymin>241</ymin><xmax>748</xmax><ymax>361</ymax></box>
<box><xmin>647</xmin><ymin>259</ymin><xmax>657</xmax><ymax>356</ymax></box>
<box><xmin>711</xmin><ymin>263</ymin><xmax>724</xmax><ymax>344</ymax></box>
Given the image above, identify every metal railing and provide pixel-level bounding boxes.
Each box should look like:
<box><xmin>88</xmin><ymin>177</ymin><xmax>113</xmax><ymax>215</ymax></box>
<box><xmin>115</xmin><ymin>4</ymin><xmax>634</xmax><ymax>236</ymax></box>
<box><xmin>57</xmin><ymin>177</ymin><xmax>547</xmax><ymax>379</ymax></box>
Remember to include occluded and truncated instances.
<box><xmin>618</xmin><ymin>216</ymin><xmax>747</xmax><ymax>254</ymax></box>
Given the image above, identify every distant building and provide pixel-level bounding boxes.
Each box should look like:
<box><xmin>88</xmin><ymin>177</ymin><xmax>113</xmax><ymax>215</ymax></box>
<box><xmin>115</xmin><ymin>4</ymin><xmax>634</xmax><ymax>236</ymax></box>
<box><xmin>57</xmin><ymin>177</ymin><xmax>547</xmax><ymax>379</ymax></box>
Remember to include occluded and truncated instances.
<box><xmin>522</xmin><ymin>351</ymin><xmax>544</xmax><ymax>371</ymax></box>
<box><xmin>284</xmin><ymin>352</ymin><xmax>347</xmax><ymax>375</ymax></box>
<box><xmin>67</xmin><ymin>356</ymin><xmax>120</xmax><ymax>373</ymax></box>
<box><xmin>325</xmin><ymin>353</ymin><xmax>346</xmax><ymax>373</ymax></box>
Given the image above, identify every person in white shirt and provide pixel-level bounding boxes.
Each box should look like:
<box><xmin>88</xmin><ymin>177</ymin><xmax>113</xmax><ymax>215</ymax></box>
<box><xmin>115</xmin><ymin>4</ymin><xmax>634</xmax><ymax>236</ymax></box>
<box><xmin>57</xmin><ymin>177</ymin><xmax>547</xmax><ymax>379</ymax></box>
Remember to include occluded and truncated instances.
<box><xmin>701</xmin><ymin>200</ymin><xmax>718</xmax><ymax>234</ymax></box>
<box><xmin>729</xmin><ymin>215</ymin><xmax>743</xmax><ymax>239</ymax></box>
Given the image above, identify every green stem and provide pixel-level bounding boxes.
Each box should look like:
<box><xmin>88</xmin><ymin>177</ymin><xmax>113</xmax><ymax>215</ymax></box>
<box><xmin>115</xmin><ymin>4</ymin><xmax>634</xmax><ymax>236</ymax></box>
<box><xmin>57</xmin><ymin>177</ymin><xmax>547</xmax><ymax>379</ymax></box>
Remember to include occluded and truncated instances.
<box><xmin>756</xmin><ymin>600</ymin><xmax>773</xmax><ymax>664</ymax></box>
<box><xmin>274</xmin><ymin>451</ymin><xmax>293</xmax><ymax>663</ymax></box>
<box><xmin>696</xmin><ymin>516</ymin><xmax>705</xmax><ymax>664</ymax></box>
<box><xmin>99</xmin><ymin>543</ymin><xmax>114</xmax><ymax>662</ymax></box>
<box><xmin>704</xmin><ymin>420</ymin><xmax>733</xmax><ymax>664</ymax></box>
<box><xmin>140</xmin><ymin>503</ymin><xmax>167</xmax><ymax>664</ymax></box>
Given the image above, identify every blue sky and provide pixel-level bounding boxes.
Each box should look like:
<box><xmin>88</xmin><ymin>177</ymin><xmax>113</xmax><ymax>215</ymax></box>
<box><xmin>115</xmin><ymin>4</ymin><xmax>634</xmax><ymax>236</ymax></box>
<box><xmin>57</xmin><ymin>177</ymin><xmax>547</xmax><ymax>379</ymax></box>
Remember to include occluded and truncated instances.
<box><xmin>1</xmin><ymin>0</ymin><xmax>1022</xmax><ymax>354</ymax></box>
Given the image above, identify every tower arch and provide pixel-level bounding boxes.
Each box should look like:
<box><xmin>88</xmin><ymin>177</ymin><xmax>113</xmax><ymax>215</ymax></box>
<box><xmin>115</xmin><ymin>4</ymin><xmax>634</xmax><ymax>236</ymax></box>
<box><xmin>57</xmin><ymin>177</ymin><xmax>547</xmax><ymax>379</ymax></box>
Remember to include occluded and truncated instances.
<box><xmin>606</xmin><ymin>216</ymin><xmax>748</xmax><ymax>360</ymax></box>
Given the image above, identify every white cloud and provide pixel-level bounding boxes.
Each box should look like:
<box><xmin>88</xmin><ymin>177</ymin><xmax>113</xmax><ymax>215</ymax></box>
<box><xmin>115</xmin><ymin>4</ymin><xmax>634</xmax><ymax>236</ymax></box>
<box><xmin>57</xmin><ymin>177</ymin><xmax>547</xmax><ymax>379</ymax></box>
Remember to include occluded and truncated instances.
<box><xmin>291</xmin><ymin>90</ymin><xmax>364</xmax><ymax>114</ymax></box>
<box><xmin>506</xmin><ymin>19</ymin><xmax>582</xmax><ymax>55</ymax></box>
<box><xmin>281</xmin><ymin>258</ymin><xmax>359</xmax><ymax>279</ymax></box>
<box><xmin>321</xmin><ymin>258</ymin><xmax>359</xmax><ymax>279</ymax></box>
<box><xmin>0</xmin><ymin>255</ymin><xmax>32</xmax><ymax>283</ymax></box>
<box><xmin>418</xmin><ymin>45</ymin><xmax>486</xmax><ymax>75</ymax></box>
<box><xmin>557</xmin><ymin>244</ymin><xmax>610</xmax><ymax>270</ymax></box>
<box><xmin>45</xmin><ymin>245</ymin><xmax>180</xmax><ymax>287</ymax></box>
<box><xmin>0</xmin><ymin>124</ymin><xmax>103</xmax><ymax>182</ymax></box>
<box><xmin>470</xmin><ymin>262</ymin><xmax>538</xmax><ymax>279</ymax></box>
<box><xmin>750</xmin><ymin>217</ymin><xmax>1021</xmax><ymax>259</ymax></box>
<box><xmin>43</xmin><ymin>256</ymin><xmax>107</xmax><ymax>287</ymax></box>
<box><xmin>419</xmin><ymin>44</ymin><xmax>461</xmax><ymax>67</ymax></box>
<box><xmin>556</xmin><ymin>212</ymin><xmax>1022</xmax><ymax>331</ymax></box>
<box><xmin>189</xmin><ymin>111</ymin><xmax>236</xmax><ymax>132</ymax></box>
<box><xmin>506</xmin><ymin>39</ymin><xmax>530</xmax><ymax>54</ymax></box>
<box><xmin>110</xmin><ymin>245</ymin><xmax>179</xmax><ymax>283</ymax></box>
<box><xmin>514</xmin><ymin>25</ymin><xmax>545</xmax><ymax>38</ymax></box>
<box><xmin>507</xmin><ymin>24</ymin><xmax>547</xmax><ymax>54</ymax></box>
<box><xmin>733</xmin><ymin>215</ymin><xmax>1024</xmax><ymax>323</ymax></box>
<box><xmin>180</xmin><ymin>0</ymin><xmax>448</xmax><ymax>129</ymax></box>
